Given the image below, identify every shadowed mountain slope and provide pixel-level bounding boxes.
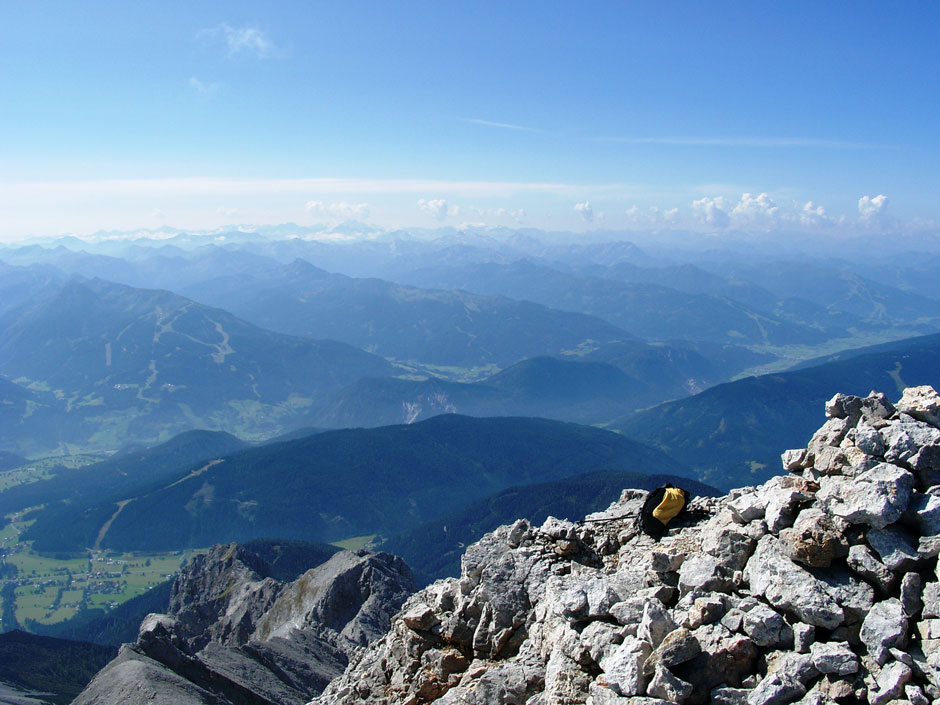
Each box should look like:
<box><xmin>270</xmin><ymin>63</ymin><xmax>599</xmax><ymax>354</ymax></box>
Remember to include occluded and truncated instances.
<box><xmin>312</xmin><ymin>356</ymin><xmax>658</xmax><ymax>428</ymax></box>
<box><xmin>22</xmin><ymin>415</ymin><xmax>691</xmax><ymax>553</ymax></box>
<box><xmin>612</xmin><ymin>333</ymin><xmax>940</xmax><ymax>489</ymax></box>
<box><xmin>381</xmin><ymin>469</ymin><xmax>718</xmax><ymax>585</ymax></box>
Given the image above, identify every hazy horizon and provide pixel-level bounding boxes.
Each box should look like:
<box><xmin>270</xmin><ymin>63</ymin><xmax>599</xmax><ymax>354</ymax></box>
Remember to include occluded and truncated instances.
<box><xmin>3</xmin><ymin>2</ymin><xmax>939</xmax><ymax>241</ymax></box>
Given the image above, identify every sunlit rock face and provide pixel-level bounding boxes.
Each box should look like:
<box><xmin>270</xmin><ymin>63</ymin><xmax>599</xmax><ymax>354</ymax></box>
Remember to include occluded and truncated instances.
<box><xmin>314</xmin><ymin>386</ymin><xmax>940</xmax><ymax>705</ymax></box>
<box><xmin>72</xmin><ymin>544</ymin><xmax>415</xmax><ymax>705</ymax></box>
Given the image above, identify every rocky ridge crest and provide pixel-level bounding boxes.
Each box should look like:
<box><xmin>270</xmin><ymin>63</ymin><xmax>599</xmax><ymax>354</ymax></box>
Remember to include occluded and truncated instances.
<box><xmin>314</xmin><ymin>385</ymin><xmax>940</xmax><ymax>705</ymax></box>
<box><xmin>73</xmin><ymin>544</ymin><xmax>415</xmax><ymax>704</ymax></box>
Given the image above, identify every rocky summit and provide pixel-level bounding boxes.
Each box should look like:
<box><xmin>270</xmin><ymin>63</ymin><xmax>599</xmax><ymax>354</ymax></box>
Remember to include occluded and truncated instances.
<box><xmin>72</xmin><ymin>544</ymin><xmax>415</xmax><ymax>704</ymax></box>
<box><xmin>313</xmin><ymin>386</ymin><xmax>940</xmax><ymax>705</ymax></box>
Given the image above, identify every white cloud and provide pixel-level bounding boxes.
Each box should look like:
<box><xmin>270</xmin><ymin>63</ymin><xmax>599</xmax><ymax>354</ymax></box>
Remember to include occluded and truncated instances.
<box><xmin>858</xmin><ymin>194</ymin><xmax>889</xmax><ymax>223</ymax></box>
<box><xmin>691</xmin><ymin>196</ymin><xmax>730</xmax><ymax>227</ymax></box>
<box><xmin>799</xmin><ymin>201</ymin><xmax>832</xmax><ymax>228</ymax></box>
<box><xmin>201</xmin><ymin>24</ymin><xmax>275</xmax><ymax>58</ymax></box>
<box><xmin>417</xmin><ymin>198</ymin><xmax>459</xmax><ymax>220</ymax></box>
<box><xmin>625</xmin><ymin>205</ymin><xmax>680</xmax><ymax>227</ymax></box>
<box><xmin>731</xmin><ymin>192</ymin><xmax>779</xmax><ymax>225</ymax></box>
<box><xmin>305</xmin><ymin>200</ymin><xmax>371</xmax><ymax>220</ymax></box>
<box><xmin>188</xmin><ymin>77</ymin><xmax>220</xmax><ymax>95</ymax></box>
<box><xmin>469</xmin><ymin>206</ymin><xmax>527</xmax><ymax>223</ymax></box>
<box><xmin>216</xmin><ymin>206</ymin><xmax>240</xmax><ymax>218</ymax></box>
<box><xmin>574</xmin><ymin>201</ymin><xmax>594</xmax><ymax>222</ymax></box>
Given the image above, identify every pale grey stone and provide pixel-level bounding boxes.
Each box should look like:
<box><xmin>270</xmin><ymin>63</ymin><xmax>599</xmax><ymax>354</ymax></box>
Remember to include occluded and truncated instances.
<box><xmin>727</xmin><ymin>491</ymin><xmax>767</xmax><ymax>523</ymax></box>
<box><xmin>792</xmin><ymin>623</ymin><xmax>814</xmax><ymax>653</ymax></box>
<box><xmin>581</xmin><ymin>621</ymin><xmax>623</xmax><ymax>664</ymax></box>
<box><xmin>610</xmin><ymin>599</ymin><xmax>646</xmax><ymax>633</ymax></box>
<box><xmin>760</xmin><ymin>476</ymin><xmax>817</xmax><ymax>532</ymax></box>
<box><xmin>809</xmin><ymin>641</ymin><xmax>858</xmax><ymax>675</ymax></box>
<box><xmin>742</xmin><ymin>604</ymin><xmax>788</xmax><ymax>648</ymax></box>
<box><xmin>720</xmin><ymin>608</ymin><xmax>745</xmax><ymax>633</ymax></box>
<box><xmin>882</xmin><ymin>414</ymin><xmax>940</xmax><ymax>468</ymax></box>
<box><xmin>599</xmin><ymin>636</ymin><xmax>650</xmax><ymax>698</ymax></box>
<box><xmin>869</xmin><ymin>660</ymin><xmax>913</xmax><ymax>705</ymax></box>
<box><xmin>686</xmin><ymin>595</ymin><xmax>725</xmax><ymax>628</ymax></box>
<box><xmin>906</xmin><ymin>492</ymin><xmax>940</xmax><ymax>536</ymax></box>
<box><xmin>815</xmin><ymin>568</ymin><xmax>874</xmax><ymax>626</ymax></box>
<box><xmin>808</xmin><ymin>417</ymin><xmax>849</xmax><ymax>458</ymax></box>
<box><xmin>907</xmin><ymin>683</ymin><xmax>930</xmax><ymax>705</ymax></box>
<box><xmin>744</xmin><ymin>536</ymin><xmax>844</xmax><ymax>629</ymax></box>
<box><xmin>852</xmin><ymin>421</ymin><xmax>887</xmax><ymax>457</ymax></box>
<box><xmin>746</xmin><ymin>673</ymin><xmax>805</xmax><ymax>705</ymax></box>
<box><xmin>677</xmin><ymin>553</ymin><xmax>733</xmax><ymax>595</ymax></box>
<box><xmin>867</xmin><ymin>525</ymin><xmax>920</xmax><ymax>571</ymax></box>
<box><xmin>701</xmin><ymin>520</ymin><xmax>757</xmax><ymax>572</ymax></box>
<box><xmin>901</xmin><ymin>573</ymin><xmax>923</xmax><ymax>618</ymax></box>
<box><xmin>561</xmin><ymin>574</ymin><xmax>619</xmax><ymax>621</ymax></box>
<box><xmin>896</xmin><ymin>385</ymin><xmax>940</xmax><ymax>428</ymax></box>
<box><xmin>765</xmin><ymin>651</ymin><xmax>819</xmax><ymax>685</ymax></box>
<box><xmin>682</xmin><ymin>624</ymin><xmax>760</xmax><ymax>698</ymax></box>
<box><xmin>860</xmin><ymin>598</ymin><xmax>908</xmax><ymax>665</ymax></box>
<box><xmin>643</xmin><ymin>628</ymin><xmax>699</xmax><ymax>675</ymax></box>
<box><xmin>846</xmin><ymin>543</ymin><xmax>895</xmax><ymax>594</ymax></box>
<box><xmin>646</xmin><ymin>665</ymin><xmax>692</xmax><ymax>703</ymax></box>
<box><xmin>781</xmin><ymin>448</ymin><xmax>808</xmax><ymax>472</ymax></box>
<box><xmin>648</xmin><ymin>549</ymin><xmax>684</xmax><ymax>573</ymax></box>
<box><xmin>638</xmin><ymin>600</ymin><xmax>675</xmax><ymax>649</ymax></box>
<box><xmin>506</xmin><ymin>519</ymin><xmax>531</xmax><ymax>548</ymax></box>
<box><xmin>923</xmin><ymin>582</ymin><xmax>940</xmax><ymax>618</ymax></box>
<box><xmin>816</xmin><ymin>462</ymin><xmax>914</xmax><ymax>529</ymax></box>
<box><xmin>919</xmin><ymin>534</ymin><xmax>940</xmax><ymax>558</ymax></box>
<box><xmin>540</xmin><ymin>516</ymin><xmax>577</xmax><ymax>540</ymax></box>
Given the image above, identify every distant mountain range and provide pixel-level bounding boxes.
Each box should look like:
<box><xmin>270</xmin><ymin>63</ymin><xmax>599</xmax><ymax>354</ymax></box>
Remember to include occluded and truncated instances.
<box><xmin>0</xmin><ymin>277</ymin><xmax>394</xmax><ymax>454</ymax></box>
<box><xmin>181</xmin><ymin>259</ymin><xmax>638</xmax><ymax>371</ymax></box>
<box><xmin>613</xmin><ymin>332</ymin><xmax>940</xmax><ymax>490</ymax></box>
<box><xmin>400</xmin><ymin>259</ymin><xmax>839</xmax><ymax>347</ymax></box>
<box><xmin>23</xmin><ymin>415</ymin><xmax>692</xmax><ymax>552</ymax></box>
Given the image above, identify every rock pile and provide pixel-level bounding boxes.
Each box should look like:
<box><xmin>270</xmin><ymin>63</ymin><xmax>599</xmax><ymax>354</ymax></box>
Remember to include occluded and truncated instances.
<box><xmin>314</xmin><ymin>386</ymin><xmax>940</xmax><ymax>705</ymax></box>
<box><xmin>73</xmin><ymin>544</ymin><xmax>415</xmax><ymax>705</ymax></box>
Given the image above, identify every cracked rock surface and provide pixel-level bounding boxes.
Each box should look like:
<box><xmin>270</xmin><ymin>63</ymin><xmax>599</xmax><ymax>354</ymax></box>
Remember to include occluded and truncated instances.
<box><xmin>73</xmin><ymin>544</ymin><xmax>415</xmax><ymax>705</ymax></box>
<box><xmin>313</xmin><ymin>386</ymin><xmax>940</xmax><ymax>705</ymax></box>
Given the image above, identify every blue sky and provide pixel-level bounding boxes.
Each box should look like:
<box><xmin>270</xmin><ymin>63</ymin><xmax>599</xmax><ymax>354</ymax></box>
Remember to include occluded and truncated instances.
<box><xmin>1</xmin><ymin>1</ymin><xmax>938</xmax><ymax>240</ymax></box>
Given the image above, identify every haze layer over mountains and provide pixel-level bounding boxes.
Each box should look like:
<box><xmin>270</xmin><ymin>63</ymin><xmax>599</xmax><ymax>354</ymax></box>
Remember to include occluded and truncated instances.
<box><xmin>2</xmin><ymin>224</ymin><xmax>940</xmax><ymax>497</ymax></box>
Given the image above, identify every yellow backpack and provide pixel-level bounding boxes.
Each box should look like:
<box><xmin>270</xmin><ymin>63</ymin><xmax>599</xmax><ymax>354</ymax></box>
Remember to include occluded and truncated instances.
<box><xmin>651</xmin><ymin>486</ymin><xmax>687</xmax><ymax>526</ymax></box>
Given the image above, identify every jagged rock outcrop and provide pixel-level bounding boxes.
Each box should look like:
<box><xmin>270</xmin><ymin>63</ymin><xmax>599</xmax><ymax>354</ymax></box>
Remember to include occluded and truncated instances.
<box><xmin>72</xmin><ymin>544</ymin><xmax>415</xmax><ymax>705</ymax></box>
<box><xmin>313</xmin><ymin>385</ymin><xmax>940</xmax><ymax>705</ymax></box>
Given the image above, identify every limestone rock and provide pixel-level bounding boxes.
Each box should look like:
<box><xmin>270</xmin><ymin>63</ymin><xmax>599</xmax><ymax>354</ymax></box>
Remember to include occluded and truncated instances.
<box><xmin>896</xmin><ymin>385</ymin><xmax>940</xmax><ymax>428</ymax></box>
<box><xmin>866</xmin><ymin>525</ymin><xmax>920</xmax><ymax>572</ymax></box>
<box><xmin>647</xmin><ymin>665</ymin><xmax>692</xmax><ymax>703</ymax></box>
<box><xmin>816</xmin><ymin>462</ymin><xmax>914</xmax><ymax>529</ymax></box>
<box><xmin>860</xmin><ymin>598</ymin><xmax>908</xmax><ymax>665</ymax></box>
<box><xmin>79</xmin><ymin>385</ymin><xmax>940</xmax><ymax>705</ymax></box>
<box><xmin>846</xmin><ymin>543</ymin><xmax>895</xmax><ymax>594</ymax></box>
<box><xmin>74</xmin><ymin>546</ymin><xmax>415</xmax><ymax>705</ymax></box>
<box><xmin>809</xmin><ymin>641</ymin><xmax>858</xmax><ymax>676</ymax></box>
<box><xmin>744</xmin><ymin>536</ymin><xmax>843</xmax><ymax>629</ymax></box>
